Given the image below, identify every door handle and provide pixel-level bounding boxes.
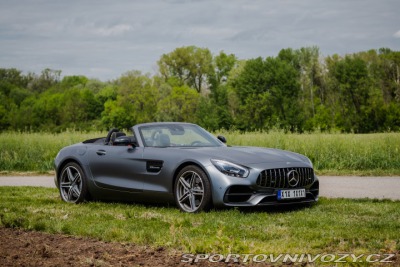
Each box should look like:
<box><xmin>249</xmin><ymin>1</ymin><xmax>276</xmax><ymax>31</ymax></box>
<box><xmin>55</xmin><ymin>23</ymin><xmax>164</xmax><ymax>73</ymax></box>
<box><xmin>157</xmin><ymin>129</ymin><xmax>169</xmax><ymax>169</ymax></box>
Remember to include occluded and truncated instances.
<box><xmin>96</xmin><ymin>150</ymin><xmax>106</xmax><ymax>156</ymax></box>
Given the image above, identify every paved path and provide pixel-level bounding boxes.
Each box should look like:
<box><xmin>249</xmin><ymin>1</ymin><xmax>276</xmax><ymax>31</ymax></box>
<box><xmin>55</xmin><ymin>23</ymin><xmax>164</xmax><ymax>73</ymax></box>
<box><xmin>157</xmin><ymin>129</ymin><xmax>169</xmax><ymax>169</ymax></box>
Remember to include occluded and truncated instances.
<box><xmin>0</xmin><ymin>176</ymin><xmax>55</xmax><ymax>188</ymax></box>
<box><xmin>318</xmin><ymin>176</ymin><xmax>400</xmax><ymax>200</ymax></box>
<box><xmin>0</xmin><ymin>175</ymin><xmax>399</xmax><ymax>200</ymax></box>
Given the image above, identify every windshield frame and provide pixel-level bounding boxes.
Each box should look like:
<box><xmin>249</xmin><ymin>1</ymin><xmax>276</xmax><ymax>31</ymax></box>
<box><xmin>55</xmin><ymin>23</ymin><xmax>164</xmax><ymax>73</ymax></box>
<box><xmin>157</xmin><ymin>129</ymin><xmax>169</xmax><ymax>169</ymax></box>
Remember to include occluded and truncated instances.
<box><xmin>138</xmin><ymin>123</ymin><xmax>224</xmax><ymax>148</ymax></box>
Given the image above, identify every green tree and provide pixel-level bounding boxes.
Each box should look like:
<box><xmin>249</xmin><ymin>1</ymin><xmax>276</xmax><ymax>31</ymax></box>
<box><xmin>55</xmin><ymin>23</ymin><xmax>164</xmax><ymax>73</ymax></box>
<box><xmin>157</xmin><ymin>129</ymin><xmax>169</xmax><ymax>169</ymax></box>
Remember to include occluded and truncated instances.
<box><xmin>60</xmin><ymin>75</ymin><xmax>88</xmax><ymax>90</ymax></box>
<box><xmin>203</xmin><ymin>51</ymin><xmax>237</xmax><ymax>130</ymax></box>
<box><xmin>0</xmin><ymin>68</ymin><xmax>29</xmax><ymax>89</ymax></box>
<box><xmin>101</xmin><ymin>71</ymin><xmax>158</xmax><ymax>129</ymax></box>
<box><xmin>378</xmin><ymin>48</ymin><xmax>400</xmax><ymax>102</ymax></box>
<box><xmin>195</xmin><ymin>96</ymin><xmax>220</xmax><ymax>130</ymax></box>
<box><xmin>0</xmin><ymin>92</ymin><xmax>9</xmax><ymax>130</ymax></box>
<box><xmin>27</xmin><ymin>68</ymin><xmax>61</xmax><ymax>93</ymax></box>
<box><xmin>209</xmin><ymin>51</ymin><xmax>237</xmax><ymax>92</ymax></box>
<box><xmin>158</xmin><ymin>46</ymin><xmax>214</xmax><ymax>93</ymax></box>
<box><xmin>157</xmin><ymin>85</ymin><xmax>201</xmax><ymax>122</ymax></box>
<box><xmin>232</xmin><ymin>56</ymin><xmax>302</xmax><ymax>131</ymax></box>
<box><xmin>60</xmin><ymin>88</ymin><xmax>100</xmax><ymax>128</ymax></box>
<box><xmin>327</xmin><ymin>54</ymin><xmax>376</xmax><ymax>132</ymax></box>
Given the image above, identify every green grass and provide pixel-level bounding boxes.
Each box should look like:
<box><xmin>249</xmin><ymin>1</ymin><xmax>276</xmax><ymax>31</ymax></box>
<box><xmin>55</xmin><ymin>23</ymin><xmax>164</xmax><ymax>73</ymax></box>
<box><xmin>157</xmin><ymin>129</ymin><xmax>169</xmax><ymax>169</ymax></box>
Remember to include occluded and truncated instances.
<box><xmin>0</xmin><ymin>131</ymin><xmax>400</xmax><ymax>175</ymax></box>
<box><xmin>0</xmin><ymin>131</ymin><xmax>100</xmax><ymax>173</ymax></box>
<box><xmin>223</xmin><ymin>131</ymin><xmax>400</xmax><ymax>176</ymax></box>
<box><xmin>1</xmin><ymin>187</ymin><xmax>399</xmax><ymax>259</ymax></box>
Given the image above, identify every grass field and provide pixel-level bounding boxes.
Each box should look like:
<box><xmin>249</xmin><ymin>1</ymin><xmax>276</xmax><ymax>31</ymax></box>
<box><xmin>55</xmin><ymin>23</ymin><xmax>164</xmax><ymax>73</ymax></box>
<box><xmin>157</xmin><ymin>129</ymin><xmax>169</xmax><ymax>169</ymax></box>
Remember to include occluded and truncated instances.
<box><xmin>0</xmin><ymin>131</ymin><xmax>399</xmax><ymax>175</ymax></box>
<box><xmin>0</xmin><ymin>131</ymin><xmax>98</xmax><ymax>173</ymax></box>
<box><xmin>0</xmin><ymin>187</ymin><xmax>399</xmax><ymax>265</ymax></box>
<box><xmin>224</xmin><ymin>131</ymin><xmax>400</xmax><ymax>175</ymax></box>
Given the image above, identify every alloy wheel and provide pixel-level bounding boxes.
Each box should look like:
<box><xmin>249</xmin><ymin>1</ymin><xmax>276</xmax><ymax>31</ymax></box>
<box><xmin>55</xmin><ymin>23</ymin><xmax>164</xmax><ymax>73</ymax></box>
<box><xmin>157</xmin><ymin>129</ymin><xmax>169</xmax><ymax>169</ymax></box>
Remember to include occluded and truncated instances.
<box><xmin>60</xmin><ymin>165</ymin><xmax>83</xmax><ymax>203</ymax></box>
<box><xmin>176</xmin><ymin>170</ymin><xmax>205</xmax><ymax>212</ymax></box>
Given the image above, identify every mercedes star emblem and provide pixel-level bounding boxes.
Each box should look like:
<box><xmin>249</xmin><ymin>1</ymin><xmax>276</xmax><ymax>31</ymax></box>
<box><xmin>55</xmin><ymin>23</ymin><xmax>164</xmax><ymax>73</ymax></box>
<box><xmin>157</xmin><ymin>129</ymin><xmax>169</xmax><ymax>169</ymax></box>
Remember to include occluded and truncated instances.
<box><xmin>287</xmin><ymin>170</ymin><xmax>300</xmax><ymax>187</ymax></box>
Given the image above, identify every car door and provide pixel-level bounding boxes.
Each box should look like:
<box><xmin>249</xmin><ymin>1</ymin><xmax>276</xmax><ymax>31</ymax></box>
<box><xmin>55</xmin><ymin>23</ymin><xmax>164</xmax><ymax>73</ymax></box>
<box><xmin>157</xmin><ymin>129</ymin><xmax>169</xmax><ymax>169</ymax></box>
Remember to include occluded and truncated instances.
<box><xmin>86</xmin><ymin>144</ymin><xmax>145</xmax><ymax>193</ymax></box>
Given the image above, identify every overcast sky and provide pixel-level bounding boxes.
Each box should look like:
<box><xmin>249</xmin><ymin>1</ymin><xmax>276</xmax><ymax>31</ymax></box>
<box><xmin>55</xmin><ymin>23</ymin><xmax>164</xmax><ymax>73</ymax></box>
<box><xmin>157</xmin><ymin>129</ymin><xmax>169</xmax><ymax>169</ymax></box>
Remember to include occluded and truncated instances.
<box><xmin>1</xmin><ymin>0</ymin><xmax>399</xmax><ymax>81</ymax></box>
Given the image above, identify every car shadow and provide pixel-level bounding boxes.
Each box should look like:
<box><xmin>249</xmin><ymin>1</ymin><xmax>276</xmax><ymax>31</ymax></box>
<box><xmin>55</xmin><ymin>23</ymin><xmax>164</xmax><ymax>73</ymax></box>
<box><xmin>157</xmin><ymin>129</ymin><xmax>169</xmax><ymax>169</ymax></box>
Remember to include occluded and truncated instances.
<box><xmin>89</xmin><ymin>198</ymin><xmax>317</xmax><ymax>214</ymax></box>
<box><xmin>235</xmin><ymin>203</ymin><xmax>317</xmax><ymax>214</ymax></box>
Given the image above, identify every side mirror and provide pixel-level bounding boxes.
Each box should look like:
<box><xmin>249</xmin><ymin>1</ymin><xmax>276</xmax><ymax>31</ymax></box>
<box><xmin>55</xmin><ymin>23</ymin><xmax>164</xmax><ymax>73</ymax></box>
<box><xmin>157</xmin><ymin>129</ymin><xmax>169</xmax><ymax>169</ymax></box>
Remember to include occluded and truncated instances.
<box><xmin>113</xmin><ymin>136</ymin><xmax>137</xmax><ymax>147</ymax></box>
<box><xmin>217</xmin><ymin>135</ymin><xmax>227</xmax><ymax>144</ymax></box>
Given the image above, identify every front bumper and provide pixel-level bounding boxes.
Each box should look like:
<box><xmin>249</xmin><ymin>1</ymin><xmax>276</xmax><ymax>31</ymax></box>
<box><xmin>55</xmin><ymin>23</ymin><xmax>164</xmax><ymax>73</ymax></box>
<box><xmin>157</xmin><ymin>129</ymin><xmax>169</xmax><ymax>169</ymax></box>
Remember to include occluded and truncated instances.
<box><xmin>206</xmin><ymin>163</ymin><xmax>319</xmax><ymax>207</ymax></box>
<box><xmin>223</xmin><ymin>179</ymin><xmax>319</xmax><ymax>206</ymax></box>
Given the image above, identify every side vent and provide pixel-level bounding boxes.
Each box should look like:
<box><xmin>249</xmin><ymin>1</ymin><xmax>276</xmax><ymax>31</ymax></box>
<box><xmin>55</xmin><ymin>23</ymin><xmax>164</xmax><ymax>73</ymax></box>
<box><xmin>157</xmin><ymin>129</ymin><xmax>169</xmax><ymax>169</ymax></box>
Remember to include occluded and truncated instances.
<box><xmin>146</xmin><ymin>161</ymin><xmax>164</xmax><ymax>173</ymax></box>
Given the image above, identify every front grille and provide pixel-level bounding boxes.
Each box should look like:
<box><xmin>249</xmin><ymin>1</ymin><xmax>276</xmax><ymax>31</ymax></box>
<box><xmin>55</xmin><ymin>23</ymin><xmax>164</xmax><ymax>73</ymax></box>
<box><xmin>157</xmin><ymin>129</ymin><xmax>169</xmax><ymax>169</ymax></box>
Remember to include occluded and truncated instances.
<box><xmin>256</xmin><ymin>167</ymin><xmax>314</xmax><ymax>188</ymax></box>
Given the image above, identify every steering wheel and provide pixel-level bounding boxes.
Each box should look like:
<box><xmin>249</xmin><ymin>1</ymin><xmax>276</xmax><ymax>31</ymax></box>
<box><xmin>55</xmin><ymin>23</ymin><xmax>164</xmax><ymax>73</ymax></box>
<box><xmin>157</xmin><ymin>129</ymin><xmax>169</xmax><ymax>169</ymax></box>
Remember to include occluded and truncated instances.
<box><xmin>191</xmin><ymin>141</ymin><xmax>203</xmax><ymax>146</ymax></box>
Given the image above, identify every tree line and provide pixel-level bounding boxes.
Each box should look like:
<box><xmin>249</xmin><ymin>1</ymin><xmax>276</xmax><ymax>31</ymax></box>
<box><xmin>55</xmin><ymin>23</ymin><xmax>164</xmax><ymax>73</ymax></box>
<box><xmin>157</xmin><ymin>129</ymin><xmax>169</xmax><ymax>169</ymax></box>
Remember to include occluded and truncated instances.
<box><xmin>1</xmin><ymin>46</ymin><xmax>399</xmax><ymax>133</ymax></box>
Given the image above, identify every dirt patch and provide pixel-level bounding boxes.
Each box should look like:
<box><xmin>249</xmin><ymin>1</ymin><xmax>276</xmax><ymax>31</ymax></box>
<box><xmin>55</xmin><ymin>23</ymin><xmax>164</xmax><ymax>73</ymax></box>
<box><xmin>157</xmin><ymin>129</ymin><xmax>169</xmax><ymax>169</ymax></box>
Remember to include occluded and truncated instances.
<box><xmin>0</xmin><ymin>227</ymin><xmax>398</xmax><ymax>266</ymax></box>
<box><xmin>0</xmin><ymin>227</ymin><xmax>260</xmax><ymax>267</ymax></box>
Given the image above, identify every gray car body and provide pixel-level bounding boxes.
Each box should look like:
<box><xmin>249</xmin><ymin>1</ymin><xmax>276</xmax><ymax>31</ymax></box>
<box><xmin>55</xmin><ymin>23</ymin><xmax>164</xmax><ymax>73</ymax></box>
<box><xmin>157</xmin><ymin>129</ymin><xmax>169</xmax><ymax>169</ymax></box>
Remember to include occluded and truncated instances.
<box><xmin>54</xmin><ymin>122</ymin><xmax>319</xmax><ymax>207</ymax></box>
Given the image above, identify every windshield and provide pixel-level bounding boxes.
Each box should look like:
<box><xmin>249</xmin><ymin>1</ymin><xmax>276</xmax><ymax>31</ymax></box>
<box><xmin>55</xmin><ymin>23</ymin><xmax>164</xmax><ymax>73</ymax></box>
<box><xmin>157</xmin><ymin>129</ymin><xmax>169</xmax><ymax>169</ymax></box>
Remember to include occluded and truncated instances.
<box><xmin>139</xmin><ymin>124</ymin><xmax>223</xmax><ymax>147</ymax></box>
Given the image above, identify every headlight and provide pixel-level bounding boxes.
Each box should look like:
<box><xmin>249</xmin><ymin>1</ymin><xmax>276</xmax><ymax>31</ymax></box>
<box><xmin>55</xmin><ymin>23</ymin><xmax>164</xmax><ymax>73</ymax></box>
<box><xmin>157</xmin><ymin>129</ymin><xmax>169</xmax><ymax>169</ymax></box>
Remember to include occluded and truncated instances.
<box><xmin>211</xmin><ymin>159</ymin><xmax>249</xmax><ymax>178</ymax></box>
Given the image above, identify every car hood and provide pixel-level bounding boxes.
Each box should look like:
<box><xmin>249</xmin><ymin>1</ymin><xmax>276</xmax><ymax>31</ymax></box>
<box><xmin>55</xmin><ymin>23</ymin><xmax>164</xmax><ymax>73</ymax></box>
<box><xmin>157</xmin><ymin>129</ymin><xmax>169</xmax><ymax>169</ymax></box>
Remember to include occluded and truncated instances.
<box><xmin>183</xmin><ymin>146</ymin><xmax>310</xmax><ymax>165</ymax></box>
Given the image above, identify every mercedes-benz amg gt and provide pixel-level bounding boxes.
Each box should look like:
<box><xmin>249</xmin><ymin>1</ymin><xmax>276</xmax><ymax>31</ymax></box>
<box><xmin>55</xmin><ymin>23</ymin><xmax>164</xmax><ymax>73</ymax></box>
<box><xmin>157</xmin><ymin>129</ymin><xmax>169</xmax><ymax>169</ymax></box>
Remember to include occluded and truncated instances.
<box><xmin>54</xmin><ymin>122</ymin><xmax>319</xmax><ymax>212</ymax></box>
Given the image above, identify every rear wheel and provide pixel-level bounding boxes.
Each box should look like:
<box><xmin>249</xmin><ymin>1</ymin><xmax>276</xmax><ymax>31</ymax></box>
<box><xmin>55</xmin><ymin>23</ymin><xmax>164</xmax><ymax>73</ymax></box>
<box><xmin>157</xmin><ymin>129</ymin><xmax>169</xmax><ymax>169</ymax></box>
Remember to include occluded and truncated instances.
<box><xmin>59</xmin><ymin>162</ymin><xmax>89</xmax><ymax>203</ymax></box>
<box><xmin>174</xmin><ymin>165</ymin><xmax>211</xmax><ymax>212</ymax></box>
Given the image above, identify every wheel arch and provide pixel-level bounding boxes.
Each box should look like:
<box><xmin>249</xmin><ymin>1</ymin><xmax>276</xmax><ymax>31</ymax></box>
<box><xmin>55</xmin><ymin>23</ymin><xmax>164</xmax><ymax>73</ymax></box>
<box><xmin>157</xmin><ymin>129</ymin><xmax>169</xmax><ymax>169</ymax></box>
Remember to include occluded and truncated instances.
<box><xmin>172</xmin><ymin>161</ymin><xmax>214</xmax><ymax>200</ymax></box>
<box><xmin>56</xmin><ymin>158</ymin><xmax>85</xmax><ymax>186</ymax></box>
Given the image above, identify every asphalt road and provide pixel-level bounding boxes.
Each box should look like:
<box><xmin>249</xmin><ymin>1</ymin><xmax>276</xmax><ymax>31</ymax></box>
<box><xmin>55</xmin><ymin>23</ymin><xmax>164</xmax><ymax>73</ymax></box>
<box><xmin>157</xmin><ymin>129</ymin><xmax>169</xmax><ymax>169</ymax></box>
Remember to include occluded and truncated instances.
<box><xmin>0</xmin><ymin>175</ymin><xmax>399</xmax><ymax>200</ymax></box>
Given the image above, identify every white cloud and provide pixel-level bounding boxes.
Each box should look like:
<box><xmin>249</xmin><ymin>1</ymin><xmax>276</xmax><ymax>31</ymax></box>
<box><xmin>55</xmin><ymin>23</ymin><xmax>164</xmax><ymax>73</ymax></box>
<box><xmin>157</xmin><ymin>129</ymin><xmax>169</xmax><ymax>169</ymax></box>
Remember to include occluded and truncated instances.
<box><xmin>67</xmin><ymin>22</ymin><xmax>133</xmax><ymax>38</ymax></box>
<box><xmin>1</xmin><ymin>0</ymin><xmax>400</xmax><ymax>81</ymax></box>
<box><xmin>188</xmin><ymin>27</ymin><xmax>239</xmax><ymax>39</ymax></box>
<box><xmin>90</xmin><ymin>24</ymin><xmax>132</xmax><ymax>37</ymax></box>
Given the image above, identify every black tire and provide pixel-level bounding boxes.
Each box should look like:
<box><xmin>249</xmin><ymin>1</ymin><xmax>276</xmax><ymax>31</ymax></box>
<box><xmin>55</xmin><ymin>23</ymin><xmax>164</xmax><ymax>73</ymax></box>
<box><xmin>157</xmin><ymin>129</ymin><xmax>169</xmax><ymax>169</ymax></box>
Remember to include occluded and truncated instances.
<box><xmin>174</xmin><ymin>165</ymin><xmax>212</xmax><ymax>213</ymax></box>
<box><xmin>59</xmin><ymin>162</ymin><xmax>89</xmax><ymax>203</ymax></box>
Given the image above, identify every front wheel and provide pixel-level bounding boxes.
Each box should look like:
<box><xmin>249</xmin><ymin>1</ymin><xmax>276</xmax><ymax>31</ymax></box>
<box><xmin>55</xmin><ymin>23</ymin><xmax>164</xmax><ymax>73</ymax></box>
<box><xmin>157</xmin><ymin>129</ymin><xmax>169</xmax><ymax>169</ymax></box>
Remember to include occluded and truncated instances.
<box><xmin>174</xmin><ymin>165</ymin><xmax>212</xmax><ymax>213</ymax></box>
<box><xmin>59</xmin><ymin>162</ymin><xmax>89</xmax><ymax>203</ymax></box>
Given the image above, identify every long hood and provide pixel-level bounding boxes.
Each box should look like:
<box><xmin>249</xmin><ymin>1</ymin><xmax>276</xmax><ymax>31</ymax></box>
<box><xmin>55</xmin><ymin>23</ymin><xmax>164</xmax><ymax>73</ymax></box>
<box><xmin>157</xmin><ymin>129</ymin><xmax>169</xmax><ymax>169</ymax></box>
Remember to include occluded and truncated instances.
<box><xmin>183</xmin><ymin>146</ymin><xmax>310</xmax><ymax>165</ymax></box>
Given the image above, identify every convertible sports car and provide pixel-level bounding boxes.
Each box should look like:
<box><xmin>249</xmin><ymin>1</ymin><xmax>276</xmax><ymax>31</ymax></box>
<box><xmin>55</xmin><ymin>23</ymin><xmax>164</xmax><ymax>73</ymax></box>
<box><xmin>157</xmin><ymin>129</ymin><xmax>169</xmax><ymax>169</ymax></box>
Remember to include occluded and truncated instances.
<box><xmin>54</xmin><ymin>122</ymin><xmax>319</xmax><ymax>212</ymax></box>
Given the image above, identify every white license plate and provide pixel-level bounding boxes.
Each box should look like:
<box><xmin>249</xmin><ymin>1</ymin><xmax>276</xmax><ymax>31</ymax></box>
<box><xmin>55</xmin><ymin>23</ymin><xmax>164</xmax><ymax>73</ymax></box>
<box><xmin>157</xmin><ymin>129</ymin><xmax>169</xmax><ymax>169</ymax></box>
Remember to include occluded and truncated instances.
<box><xmin>277</xmin><ymin>189</ymin><xmax>306</xmax><ymax>200</ymax></box>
